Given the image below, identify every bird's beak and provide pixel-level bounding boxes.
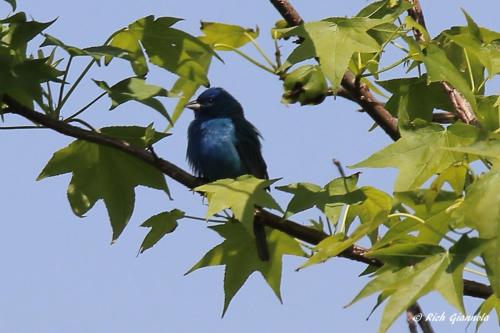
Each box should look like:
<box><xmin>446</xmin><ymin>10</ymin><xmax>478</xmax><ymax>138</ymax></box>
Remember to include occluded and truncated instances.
<box><xmin>185</xmin><ymin>100</ymin><xmax>201</xmax><ymax>111</ymax></box>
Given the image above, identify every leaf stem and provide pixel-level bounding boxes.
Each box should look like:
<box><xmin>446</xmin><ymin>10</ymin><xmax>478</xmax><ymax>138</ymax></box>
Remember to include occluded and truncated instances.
<box><xmin>65</xmin><ymin>92</ymin><xmax>107</xmax><ymax>122</ymax></box>
<box><xmin>464</xmin><ymin>267</ymin><xmax>487</xmax><ymax>278</ymax></box>
<box><xmin>184</xmin><ymin>215</ymin><xmax>226</xmax><ymax>223</ymax></box>
<box><xmin>361</xmin><ymin>56</ymin><xmax>410</xmax><ymax>78</ymax></box>
<box><xmin>475</xmin><ymin>78</ymin><xmax>486</xmax><ymax>93</ymax></box>
<box><xmin>338</xmin><ymin>205</ymin><xmax>350</xmax><ymax>234</ymax></box>
<box><xmin>389</xmin><ymin>41</ymin><xmax>409</xmax><ymax>54</ymax></box>
<box><xmin>359</xmin><ymin>25</ymin><xmax>403</xmax><ymax>76</ymax></box>
<box><xmin>65</xmin><ymin>118</ymin><xmax>97</xmax><ymax>131</ymax></box>
<box><xmin>388</xmin><ymin>212</ymin><xmax>456</xmax><ymax>243</ymax></box>
<box><xmin>244</xmin><ymin>32</ymin><xmax>276</xmax><ymax>69</ymax></box>
<box><xmin>463</xmin><ymin>49</ymin><xmax>475</xmax><ymax>92</ymax></box>
<box><xmin>46</xmin><ymin>82</ymin><xmax>54</xmax><ymax>113</ymax></box>
<box><xmin>57</xmin><ymin>58</ymin><xmax>97</xmax><ymax>114</ymax></box>
<box><xmin>213</xmin><ymin>43</ymin><xmax>276</xmax><ymax>74</ymax></box>
<box><xmin>56</xmin><ymin>56</ymin><xmax>73</xmax><ymax>115</ymax></box>
<box><xmin>388</xmin><ymin>213</ymin><xmax>486</xmax><ymax>270</ymax></box>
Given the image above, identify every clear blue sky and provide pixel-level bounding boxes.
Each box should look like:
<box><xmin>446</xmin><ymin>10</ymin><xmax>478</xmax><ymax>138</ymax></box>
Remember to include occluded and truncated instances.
<box><xmin>0</xmin><ymin>1</ymin><xmax>497</xmax><ymax>332</ymax></box>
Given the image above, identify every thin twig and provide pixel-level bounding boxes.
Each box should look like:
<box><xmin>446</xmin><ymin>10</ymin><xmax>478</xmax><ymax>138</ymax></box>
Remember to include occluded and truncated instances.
<box><xmin>269</xmin><ymin>0</ymin><xmax>303</xmax><ymax>26</ymax></box>
<box><xmin>57</xmin><ymin>59</ymin><xmax>97</xmax><ymax>114</ymax></box>
<box><xmin>65</xmin><ymin>118</ymin><xmax>98</xmax><ymax>132</ymax></box>
<box><xmin>0</xmin><ymin>125</ymin><xmax>46</xmax><ymax>130</ymax></box>
<box><xmin>65</xmin><ymin>92</ymin><xmax>107</xmax><ymax>122</ymax></box>
<box><xmin>56</xmin><ymin>56</ymin><xmax>73</xmax><ymax>115</ymax></box>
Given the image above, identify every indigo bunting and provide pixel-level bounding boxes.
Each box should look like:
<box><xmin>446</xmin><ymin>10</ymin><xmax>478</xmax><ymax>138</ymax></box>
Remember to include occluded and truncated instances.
<box><xmin>185</xmin><ymin>87</ymin><xmax>269</xmax><ymax>261</ymax></box>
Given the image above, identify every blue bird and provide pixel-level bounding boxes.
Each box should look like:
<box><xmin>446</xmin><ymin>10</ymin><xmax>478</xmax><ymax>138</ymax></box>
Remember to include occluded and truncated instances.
<box><xmin>185</xmin><ymin>87</ymin><xmax>269</xmax><ymax>261</ymax></box>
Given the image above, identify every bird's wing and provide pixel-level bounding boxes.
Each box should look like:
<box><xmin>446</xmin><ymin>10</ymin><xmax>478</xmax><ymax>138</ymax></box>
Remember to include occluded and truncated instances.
<box><xmin>233</xmin><ymin>118</ymin><xmax>269</xmax><ymax>180</ymax></box>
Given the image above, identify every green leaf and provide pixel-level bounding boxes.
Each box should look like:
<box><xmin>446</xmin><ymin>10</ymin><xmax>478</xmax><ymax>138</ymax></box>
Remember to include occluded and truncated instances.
<box><xmin>422</xmin><ymin>43</ymin><xmax>477</xmax><ymax>113</ymax></box>
<box><xmin>106</xmin><ymin>29</ymin><xmax>148</xmax><ymax>76</ymax></box>
<box><xmin>377</xmin><ymin>75</ymin><xmax>452</xmax><ymax>121</ymax></box>
<box><xmin>282</xmin><ymin>65</ymin><xmax>328</xmax><ymax>105</ymax></box>
<box><xmin>378</xmin><ymin>253</ymin><xmax>448</xmax><ymax>333</ymax></box>
<box><xmin>356</xmin><ymin>0</ymin><xmax>412</xmax><ymax>20</ymax></box>
<box><xmin>404</xmin><ymin>16</ymin><xmax>431</xmax><ymax>43</ymax></box>
<box><xmin>195</xmin><ymin>175</ymin><xmax>281</xmax><ymax>234</ymax></box>
<box><xmin>167</xmin><ymin>50</ymin><xmax>213</xmax><ymax>128</ymax></box>
<box><xmin>344</xmin><ymin>187</ymin><xmax>393</xmax><ymax>235</ymax></box>
<box><xmin>367</xmin><ymin>243</ymin><xmax>445</xmax><ymax>266</ymax></box>
<box><xmin>2</xmin><ymin>15</ymin><xmax>54</xmax><ymax>50</ymax></box>
<box><xmin>477</xmin><ymin>95</ymin><xmax>500</xmax><ymax>131</ymax></box>
<box><xmin>37</xmin><ymin>126</ymin><xmax>170</xmax><ymax>241</ymax></box>
<box><xmin>145</xmin><ymin>16</ymin><xmax>217</xmax><ymax>85</ymax></box>
<box><xmin>276</xmin><ymin>173</ymin><xmax>359</xmax><ymax>221</ymax></box>
<box><xmin>2</xmin><ymin>0</ymin><xmax>15</xmax><ymax>11</ymax></box>
<box><xmin>346</xmin><ymin>264</ymin><xmax>416</xmax><ymax>308</ymax></box>
<box><xmin>351</xmin><ymin>123</ymin><xmax>479</xmax><ymax>191</ymax></box>
<box><xmin>41</xmin><ymin>35</ymin><xmax>133</xmax><ymax>62</ymax></box>
<box><xmin>391</xmin><ymin>190</ymin><xmax>460</xmax><ymax>244</ymax></box>
<box><xmin>98</xmin><ymin>125</ymin><xmax>169</xmax><ymax>147</ymax></box>
<box><xmin>200</xmin><ymin>22</ymin><xmax>258</xmax><ymax>50</ymax></box>
<box><xmin>451</xmin><ymin>170</ymin><xmax>500</xmax><ymax>296</ymax></box>
<box><xmin>186</xmin><ymin>222</ymin><xmax>304</xmax><ymax>316</ymax></box>
<box><xmin>300</xmin><ymin>187</ymin><xmax>391</xmax><ymax>269</ymax></box>
<box><xmin>436</xmin><ymin>235</ymin><xmax>491</xmax><ymax>314</ymax></box>
<box><xmin>0</xmin><ymin>57</ymin><xmax>63</xmax><ymax>108</ymax></box>
<box><xmin>94</xmin><ymin>77</ymin><xmax>172</xmax><ymax>124</ymax></box>
<box><xmin>279</xmin><ymin>17</ymin><xmax>387</xmax><ymax>89</ymax></box>
<box><xmin>446</xmin><ymin>137</ymin><xmax>500</xmax><ymax>159</ymax></box>
<box><xmin>471</xmin><ymin>295</ymin><xmax>500</xmax><ymax>332</ymax></box>
<box><xmin>139</xmin><ymin>209</ymin><xmax>184</xmax><ymax>253</ymax></box>
<box><xmin>107</xmin><ymin>16</ymin><xmax>218</xmax><ymax>84</ymax></box>
<box><xmin>442</xmin><ymin>10</ymin><xmax>500</xmax><ymax>80</ymax></box>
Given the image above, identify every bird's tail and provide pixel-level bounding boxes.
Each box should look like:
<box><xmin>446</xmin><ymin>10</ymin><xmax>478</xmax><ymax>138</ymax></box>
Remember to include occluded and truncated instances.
<box><xmin>253</xmin><ymin>221</ymin><xmax>269</xmax><ymax>261</ymax></box>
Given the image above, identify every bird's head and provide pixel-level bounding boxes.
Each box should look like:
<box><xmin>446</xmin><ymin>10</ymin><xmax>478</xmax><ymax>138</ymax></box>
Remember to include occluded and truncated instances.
<box><xmin>185</xmin><ymin>87</ymin><xmax>243</xmax><ymax>118</ymax></box>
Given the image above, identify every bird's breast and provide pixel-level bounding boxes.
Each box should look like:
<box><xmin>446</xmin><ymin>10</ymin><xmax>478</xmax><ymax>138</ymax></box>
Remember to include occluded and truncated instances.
<box><xmin>187</xmin><ymin>118</ymin><xmax>243</xmax><ymax>180</ymax></box>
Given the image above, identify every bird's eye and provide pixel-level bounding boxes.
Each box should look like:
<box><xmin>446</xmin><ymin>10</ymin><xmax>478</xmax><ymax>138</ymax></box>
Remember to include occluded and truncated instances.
<box><xmin>208</xmin><ymin>97</ymin><xmax>214</xmax><ymax>103</ymax></box>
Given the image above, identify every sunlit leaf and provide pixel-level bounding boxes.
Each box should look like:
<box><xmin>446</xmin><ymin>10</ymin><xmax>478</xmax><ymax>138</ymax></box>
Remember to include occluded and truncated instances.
<box><xmin>195</xmin><ymin>175</ymin><xmax>281</xmax><ymax>234</ymax></box>
<box><xmin>200</xmin><ymin>22</ymin><xmax>258</xmax><ymax>50</ymax></box>
<box><xmin>276</xmin><ymin>173</ymin><xmax>359</xmax><ymax>221</ymax></box>
<box><xmin>300</xmin><ymin>187</ymin><xmax>391</xmax><ymax>269</ymax></box>
<box><xmin>422</xmin><ymin>43</ymin><xmax>477</xmax><ymax>113</ymax></box>
<box><xmin>351</xmin><ymin>122</ymin><xmax>479</xmax><ymax>191</ymax></box>
<box><xmin>435</xmin><ymin>235</ymin><xmax>491</xmax><ymax>314</ymax></box>
<box><xmin>367</xmin><ymin>243</ymin><xmax>444</xmax><ymax>266</ymax></box>
<box><xmin>451</xmin><ymin>170</ymin><xmax>500</xmax><ymax>296</ymax></box>
<box><xmin>278</xmin><ymin>17</ymin><xmax>388</xmax><ymax>89</ymax></box>
<box><xmin>377</xmin><ymin>75</ymin><xmax>452</xmax><ymax>121</ymax></box>
<box><xmin>378</xmin><ymin>253</ymin><xmax>448</xmax><ymax>333</ymax></box>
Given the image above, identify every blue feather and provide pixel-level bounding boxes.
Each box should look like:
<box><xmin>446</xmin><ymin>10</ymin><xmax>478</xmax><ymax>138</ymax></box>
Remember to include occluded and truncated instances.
<box><xmin>186</xmin><ymin>87</ymin><xmax>267</xmax><ymax>181</ymax></box>
<box><xmin>185</xmin><ymin>87</ymin><xmax>270</xmax><ymax>260</ymax></box>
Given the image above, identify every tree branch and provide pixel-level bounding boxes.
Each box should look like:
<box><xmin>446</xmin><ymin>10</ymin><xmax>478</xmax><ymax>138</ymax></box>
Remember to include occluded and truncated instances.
<box><xmin>269</xmin><ymin>0</ymin><xmax>401</xmax><ymax>141</ymax></box>
<box><xmin>407</xmin><ymin>303</ymin><xmax>435</xmax><ymax>333</ymax></box>
<box><xmin>269</xmin><ymin>0</ymin><xmax>303</xmax><ymax>25</ymax></box>
<box><xmin>3</xmin><ymin>94</ymin><xmax>492</xmax><ymax>300</ymax></box>
<box><xmin>408</xmin><ymin>0</ymin><xmax>478</xmax><ymax>125</ymax></box>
